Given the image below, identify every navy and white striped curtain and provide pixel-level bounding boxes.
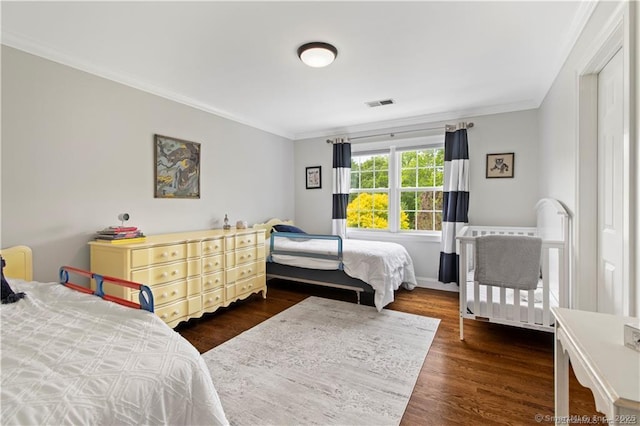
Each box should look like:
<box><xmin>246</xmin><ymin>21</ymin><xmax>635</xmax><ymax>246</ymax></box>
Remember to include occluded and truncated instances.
<box><xmin>438</xmin><ymin>127</ymin><xmax>469</xmax><ymax>284</ymax></box>
<box><xmin>332</xmin><ymin>140</ymin><xmax>351</xmax><ymax>238</ymax></box>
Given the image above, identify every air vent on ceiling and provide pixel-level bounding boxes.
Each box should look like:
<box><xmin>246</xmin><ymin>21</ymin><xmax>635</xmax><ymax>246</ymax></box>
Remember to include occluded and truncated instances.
<box><xmin>365</xmin><ymin>99</ymin><xmax>395</xmax><ymax>108</ymax></box>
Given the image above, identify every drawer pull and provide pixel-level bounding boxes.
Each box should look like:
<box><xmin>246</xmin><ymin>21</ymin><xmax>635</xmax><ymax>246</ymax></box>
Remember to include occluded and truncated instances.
<box><xmin>173</xmin><ymin>310</ymin><xmax>179</xmax><ymax>316</ymax></box>
<box><xmin>172</xmin><ymin>270</ymin><xmax>178</xmax><ymax>275</ymax></box>
<box><xmin>216</xmin><ymin>295</ymin><xmax>220</xmax><ymax>300</ymax></box>
<box><xmin>161</xmin><ymin>252</ymin><xmax>168</xmax><ymax>258</ymax></box>
<box><xmin>205</xmin><ymin>263</ymin><xmax>212</xmax><ymax>268</ymax></box>
<box><xmin>161</xmin><ymin>292</ymin><xmax>168</xmax><ymax>298</ymax></box>
<box><xmin>172</xmin><ymin>290</ymin><xmax>178</xmax><ymax>295</ymax></box>
<box><xmin>206</xmin><ymin>280</ymin><xmax>212</xmax><ymax>286</ymax></box>
<box><xmin>161</xmin><ymin>272</ymin><xmax>168</xmax><ymax>278</ymax></box>
<box><xmin>215</xmin><ymin>278</ymin><xmax>220</xmax><ymax>283</ymax></box>
<box><xmin>248</xmin><ymin>269</ymin><xmax>252</xmax><ymax>273</ymax></box>
<box><xmin>161</xmin><ymin>313</ymin><xmax>168</xmax><ymax>319</ymax></box>
<box><xmin>242</xmin><ymin>286</ymin><xmax>246</xmax><ymax>291</ymax></box>
<box><xmin>241</xmin><ymin>271</ymin><xmax>245</xmax><ymax>276</ymax></box>
<box><xmin>171</xmin><ymin>251</ymin><xmax>178</xmax><ymax>256</ymax></box>
<box><xmin>248</xmin><ymin>254</ymin><xmax>252</xmax><ymax>259</ymax></box>
<box><xmin>240</xmin><ymin>256</ymin><xmax>245</xmax><ymax>260</ymax></box>
<box><xmin>207</xmin><ymin>298</ymin><xmax>212</xmax><ymax>303</ymax></box>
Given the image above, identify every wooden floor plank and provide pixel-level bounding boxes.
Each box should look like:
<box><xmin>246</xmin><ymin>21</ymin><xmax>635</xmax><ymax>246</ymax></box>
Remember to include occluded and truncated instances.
<box><xmin>175</xmin><ymin>280</ymin><xmax>606</xmax><ymax>425</ymax></box>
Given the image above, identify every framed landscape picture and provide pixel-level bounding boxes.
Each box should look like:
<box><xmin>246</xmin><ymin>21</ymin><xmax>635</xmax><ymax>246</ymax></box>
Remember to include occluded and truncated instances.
<box><xmin>486</xmin><ymin>152</ymin><xmax>514</xmax><ymax>178</ymax></box>
<box><xmin>154</xmin><ymin>134</ymin><xmax>201</xmax><ymax>198</ymax></box>
<box><xmin>306</xmin><ymin>166</ymin><xmax>321</xmax><ymax>189</ymax></box>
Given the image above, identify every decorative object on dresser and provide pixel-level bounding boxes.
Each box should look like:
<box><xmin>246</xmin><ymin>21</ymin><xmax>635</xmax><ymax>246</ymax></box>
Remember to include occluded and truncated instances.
<box><xmin>154</xmin><ymin>134</ymin><xmax>201</xmax><ymax>199</ymax></box>
<box><xmin>89</xmin><ymin>228</ymin><xmax>266</xmax><ymax>328</ymax></box>
<box><xmin>95</xmin><ymin>212</ymin><xmax>146</xmax><ymax>243</ymax></box>
<box><xmin>223</xmin><ymin>214</ymin><xmax>231</xmax><ymax>230</ymax></box>
<box><xmin>203</xmin><ymin>296</ymin><xmax>439</xmax><ymax>426</ymax></box>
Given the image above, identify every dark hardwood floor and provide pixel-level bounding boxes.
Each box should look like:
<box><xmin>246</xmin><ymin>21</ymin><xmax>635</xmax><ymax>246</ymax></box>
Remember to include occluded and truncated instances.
<box><xmin>176</xmin><ymin>280</ymin><xmax>605</xmax><ymax>425</ymax></box>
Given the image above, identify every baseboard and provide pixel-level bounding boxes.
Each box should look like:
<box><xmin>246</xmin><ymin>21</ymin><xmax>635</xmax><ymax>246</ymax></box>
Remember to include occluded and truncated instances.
<box><xmin>415</xmin><ymin>277</ymin><xmax>459</xmax><ymax>292</ymax></box>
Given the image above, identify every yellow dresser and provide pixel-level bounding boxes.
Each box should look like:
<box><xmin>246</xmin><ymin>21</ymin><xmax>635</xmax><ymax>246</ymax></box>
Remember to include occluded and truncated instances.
<box><xmin>89</xmin><ymin>228</ymin><xmax>266</xmax><ymax>328</ymax></box>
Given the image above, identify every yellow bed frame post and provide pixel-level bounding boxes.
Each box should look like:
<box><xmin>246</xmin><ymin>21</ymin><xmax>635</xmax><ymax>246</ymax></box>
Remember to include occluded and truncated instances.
<box><xmin>0</xmin><ymin>245</ymin><xmax>34</xmax><ymax>281</ymax></box>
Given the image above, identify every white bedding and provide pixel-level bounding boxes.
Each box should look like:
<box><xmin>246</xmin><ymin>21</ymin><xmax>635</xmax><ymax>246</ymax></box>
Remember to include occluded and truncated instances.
<box><xmin>271</xmin><ymin>237</ymin><xmax>417</xmax><ymax>311</ymax></box>
<box><xmin>1</xmin><ymin>279</ymin><xmax>228</xmax><ymax>426</ymax></box>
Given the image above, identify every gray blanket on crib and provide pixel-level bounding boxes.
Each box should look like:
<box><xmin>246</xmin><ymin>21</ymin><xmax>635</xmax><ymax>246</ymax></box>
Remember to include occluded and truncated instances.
<box><xmin>474</xmin><ymin>235</ymin><xmax>542</xmax><ymax>290</ymax></box>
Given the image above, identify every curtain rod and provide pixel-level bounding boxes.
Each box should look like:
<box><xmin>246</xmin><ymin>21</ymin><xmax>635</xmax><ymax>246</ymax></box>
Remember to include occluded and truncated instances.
<box><xmin>326</xmin><ymin>122</ymin><xmax>474</xmax><ymax>144</ymax></box>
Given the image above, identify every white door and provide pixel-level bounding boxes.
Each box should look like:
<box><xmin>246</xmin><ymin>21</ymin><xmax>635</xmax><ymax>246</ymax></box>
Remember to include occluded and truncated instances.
<box><xmin>597</xmin><ymin>48</ymin><xmax>624</xmax><ymax>315</ymax></box>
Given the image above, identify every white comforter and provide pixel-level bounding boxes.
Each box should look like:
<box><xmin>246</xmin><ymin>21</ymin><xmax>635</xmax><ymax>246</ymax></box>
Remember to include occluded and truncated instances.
<box><xmin>271</xmin><ymin>238</ymin><xmax>417</xmax><ymax>311</ymax></box>
<box><xmin>1</xmin><ymin>279</ymin><xmax>228</xmax><ymax>426</ymax></box>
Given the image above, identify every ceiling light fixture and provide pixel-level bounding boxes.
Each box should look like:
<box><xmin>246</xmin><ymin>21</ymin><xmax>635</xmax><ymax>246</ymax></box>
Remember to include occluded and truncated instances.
<box><xmin>297</xmin><ymin>42</ymin><xmax>338</xmax><ymax>68</ymax></box>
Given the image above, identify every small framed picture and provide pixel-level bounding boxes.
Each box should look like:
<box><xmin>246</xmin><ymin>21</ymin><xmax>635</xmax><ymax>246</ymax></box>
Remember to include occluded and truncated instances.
<box><xmin>486</xmin><ymin>153</ymin><xmax>514</xmax><ymax>178</ymax></box>
<box><xmin>305</xmin><ymin>166</ymin><xmax>322</xmax><ymax>189</ymax></box>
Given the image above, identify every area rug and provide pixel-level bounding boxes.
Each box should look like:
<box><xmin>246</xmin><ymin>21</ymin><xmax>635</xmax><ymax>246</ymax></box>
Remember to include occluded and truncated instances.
<box><xmin>202</xmin><ymin>296</ymin><xmax>440</xmax><ymax>426</ymax></box>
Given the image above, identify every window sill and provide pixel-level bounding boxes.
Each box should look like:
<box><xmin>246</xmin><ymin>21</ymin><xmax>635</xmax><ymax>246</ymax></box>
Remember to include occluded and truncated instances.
<box><xmin>346</xmin><ymin>229</ymin><xmax>441</xmax><ymax>243</ymax></box>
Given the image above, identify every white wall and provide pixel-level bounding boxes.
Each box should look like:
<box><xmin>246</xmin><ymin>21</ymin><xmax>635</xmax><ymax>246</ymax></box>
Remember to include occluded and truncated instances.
<box><xmin>294</xmin><ymin>109</ymin><xmax>540</xmax><ymax>287</ymax></box>
<box><xmin>636</xmin><ymin>0</ymin><xmax>639</xmax><ymax>317</ymax></box>
<box><xmin>538</xmin><ymin>1</ymin><xmax>639</xmax><ymax>314</ymax></box>
<box><xmin>1</xmin><ymin>46</ymin><xmax>295</xmax><ymax>282</ymax></box>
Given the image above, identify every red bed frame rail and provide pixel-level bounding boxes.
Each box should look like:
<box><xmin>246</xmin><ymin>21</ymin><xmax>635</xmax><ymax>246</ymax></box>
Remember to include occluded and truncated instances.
<box><xmin>58</xmin><ymin>266</ymin><xmax>154</xmax><ymax>313</ymax></box>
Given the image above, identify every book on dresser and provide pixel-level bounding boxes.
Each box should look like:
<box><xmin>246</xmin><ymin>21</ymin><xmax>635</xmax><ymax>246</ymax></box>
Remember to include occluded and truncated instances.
<box><xmin>88</xmin><ymin>228</ymin><xmax>267</xmax><ymax>328</ymax></box>
<box><xmin>95</xmin><ymin>226</ymin><xmax>146</xmax><ymax>242</ymax></box>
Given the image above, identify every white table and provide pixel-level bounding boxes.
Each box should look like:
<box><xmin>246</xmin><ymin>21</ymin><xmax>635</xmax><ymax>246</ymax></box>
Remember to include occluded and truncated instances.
<box><xmin>552</xmin><ymin>307</ymin><xmax>640</xmax><ymax>425</ymax></box>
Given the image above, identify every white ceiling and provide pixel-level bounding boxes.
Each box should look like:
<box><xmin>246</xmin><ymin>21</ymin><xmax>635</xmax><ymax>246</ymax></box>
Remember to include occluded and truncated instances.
<box><xmin>1</xmin><ymin>1</ymin><xmax>595</xmax><ymax>140</ymax></box>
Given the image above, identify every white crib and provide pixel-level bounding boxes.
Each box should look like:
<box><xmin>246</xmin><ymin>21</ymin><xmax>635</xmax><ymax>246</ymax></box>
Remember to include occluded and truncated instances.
<box><xmin>457</xmin><ymin>198</ymin><xmax>570</xmax><ymax>340</ymax></box>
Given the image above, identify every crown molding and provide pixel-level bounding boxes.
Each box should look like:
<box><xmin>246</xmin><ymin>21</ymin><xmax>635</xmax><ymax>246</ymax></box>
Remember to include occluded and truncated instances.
<box><xmin>1</xmin><ymin>30</ymin><xmax>295</xmax><ymax>140</ymax></box>
<box><xmin>294</xmin><ymin>100</ymin><xmax>539</xmax><ymax>141</ymax></box>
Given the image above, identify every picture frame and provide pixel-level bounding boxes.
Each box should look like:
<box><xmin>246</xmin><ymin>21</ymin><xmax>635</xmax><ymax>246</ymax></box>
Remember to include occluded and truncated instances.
<box><xmin>154</xmin><ymin>134</ymin><xmax>201</xmax><ymax>198</ymax></box>
<box><xmin>305</xmin><ymin>166</ymin><xmax>322</xmax><ymax>189</ymax></box>
<box><xmin>486</xmin><ymin>152</ymin><xmax>514</xmax><ymax>178</ymax></box>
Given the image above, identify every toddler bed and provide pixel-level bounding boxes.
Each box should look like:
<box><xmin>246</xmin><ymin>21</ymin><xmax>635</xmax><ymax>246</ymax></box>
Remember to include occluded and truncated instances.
<box><xmin>456</xmin><ymin>198</ymin><xmax>570</xmax><ymax>339</ymax></box>
<box><xmin>0</xmin><ymin>245</ymin><xmax>229</xmax><ymax>426</ymax></box>
<box><xmin>253</xmin><ymin>219</ymin><xmax>417</xmax><ymax>311</ymax></box>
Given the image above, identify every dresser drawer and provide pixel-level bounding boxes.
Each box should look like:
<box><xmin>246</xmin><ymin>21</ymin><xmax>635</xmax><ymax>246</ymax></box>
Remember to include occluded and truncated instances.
<box><xmin>202</xmin><ymin>254</ymin><xmax>223</xmax><ymax>274</ymax></box>
<box><xmin>202</xmin><ymin>238</ymin><xmax>224</xmax><ymax>256</ymax></box>
<box><xmin>202</xmin><ymin>271</ymin><xmax>224</xmax><ymax>292</ymax></box>
<box><xmin>187</xmin><ymin>276</ymin><xmax>201</xmax><ymax>296</ymax></box>
<box><xmin>236</xmin><ymin>233</ymin><xmax>257</xmax><ymax>248</ymax></box>
<box><xmin>153</xmin><ymin>280</ymin><xmax>187</xmax><ymax>306</ymax></box>
<box><xmin>256</xmin><ymin>260</ymin><xmax>265</xmax><ymax>275</ymax></box>
<box><xmin>225</xmin><ymin>283</ymin><xmax>237</xmax><ymax>300</ymax></box>
<box><xmin>202</xmin><ymin>288</ymin><xmax>224</xmax><ymax>309</ymax></box>
<box><xmin>131</xmin><ymin>244</ymin><xmax>187</xmax><ymax>268</ymax></box>
<box><xmin>237</xmin><ymin>247</ymin><xmax>257</xmax><ymax>265</ymax></box>
<box><xmin>226</xmin><ymin>247</ymin><xmax>256</xmax><ymax>267</ymax></box>
<box><xmin>131</xmin><ymin>261</ymin><xmax>187</xmax><ymax>286</ymax></box>
<box><xmin>156</xmin><ymin>300</ymin><xmax>188</xmax><ymax>324</ymax></box>
<box><xmin>236</xmin><ymin>277</ymin><xmax>260</xmax><ymax>296</ymax></box>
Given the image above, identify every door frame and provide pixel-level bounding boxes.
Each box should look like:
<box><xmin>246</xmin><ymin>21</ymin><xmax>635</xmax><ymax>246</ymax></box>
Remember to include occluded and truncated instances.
<box><xmin>575</xmin><ymin>2</ymin><xmax>636</xmax><ymax>315</ymax></box>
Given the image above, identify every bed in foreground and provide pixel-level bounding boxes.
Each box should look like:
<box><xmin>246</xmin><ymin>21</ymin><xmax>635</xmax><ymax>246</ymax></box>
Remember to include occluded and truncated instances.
<box><xmin>0</xmin><ymin>245</ymin><xmax>228</xmax><ymax>426</ymax></box>
<box><xmin>253</xmin><ymin>220</ymin><xmax>417</xmax><ymax>311</ymax></box>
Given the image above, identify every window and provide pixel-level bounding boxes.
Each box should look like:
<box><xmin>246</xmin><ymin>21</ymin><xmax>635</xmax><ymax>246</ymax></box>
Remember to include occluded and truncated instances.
<box><xmin>348</xmin><ymin>141</ymin><xmax>444</xmax><ymax>233</ymax></box>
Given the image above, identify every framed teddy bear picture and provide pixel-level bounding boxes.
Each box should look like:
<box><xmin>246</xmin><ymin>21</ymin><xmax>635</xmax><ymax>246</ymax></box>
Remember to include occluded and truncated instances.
<box><xmin>486</xmin><ymin>152</ymin><xmax>514</xmax><ymax>178</ymax></box>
